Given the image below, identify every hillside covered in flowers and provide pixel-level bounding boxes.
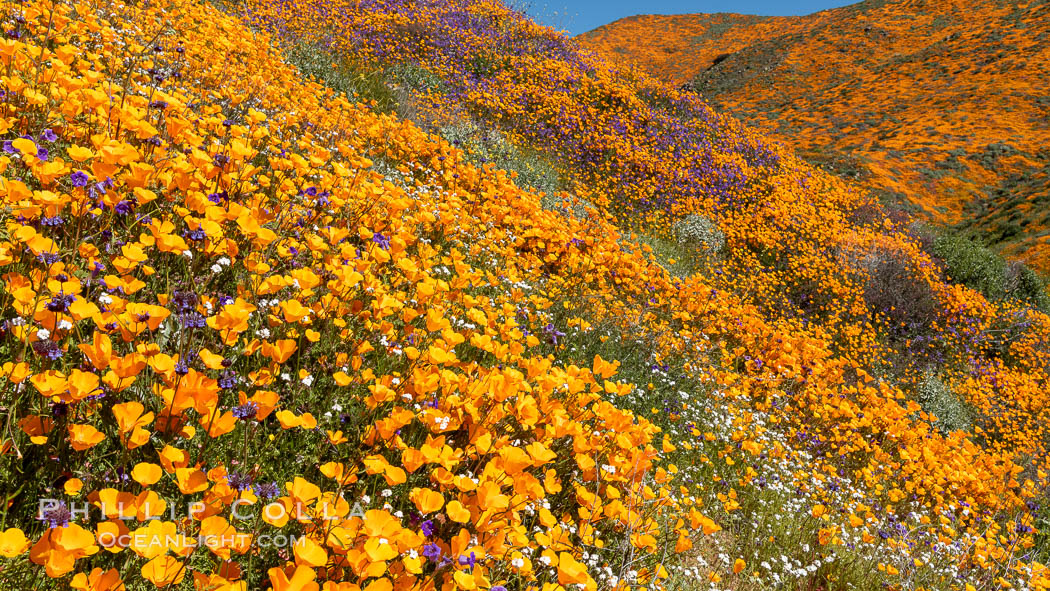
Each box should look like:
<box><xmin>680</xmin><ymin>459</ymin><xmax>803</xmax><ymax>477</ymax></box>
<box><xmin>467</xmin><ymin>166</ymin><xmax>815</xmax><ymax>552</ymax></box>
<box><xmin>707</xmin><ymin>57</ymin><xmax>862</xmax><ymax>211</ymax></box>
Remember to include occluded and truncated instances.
<box><xmin>579</xmin><ymin>0</ymin><xmax>1050</xmax><ymax>272</ymax></box>
<box><xmin>0</xmin><ymin>0</ymin><xmax>1048</xmax><ymax>589</ymax></box>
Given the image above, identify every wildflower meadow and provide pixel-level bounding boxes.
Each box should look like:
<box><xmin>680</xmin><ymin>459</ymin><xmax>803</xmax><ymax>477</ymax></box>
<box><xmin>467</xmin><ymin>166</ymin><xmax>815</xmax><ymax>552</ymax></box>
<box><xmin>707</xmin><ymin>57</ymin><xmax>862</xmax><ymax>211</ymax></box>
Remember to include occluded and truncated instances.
<box><xmin>0</xmin><ymin>0</ymin><xmax>1047</xmax><ymax>589</ymax></box>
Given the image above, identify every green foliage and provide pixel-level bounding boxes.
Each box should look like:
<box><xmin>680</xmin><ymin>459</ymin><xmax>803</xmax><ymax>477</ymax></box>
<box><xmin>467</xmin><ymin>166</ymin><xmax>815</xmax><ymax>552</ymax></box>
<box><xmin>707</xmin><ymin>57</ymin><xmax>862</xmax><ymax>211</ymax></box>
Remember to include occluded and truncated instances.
<box><xmin>633</xmin><ymin>229</ymin><xmax>704</xmax><ymax>278</ymax></box>
<box><xmin>438</xmin><ymin>120</ymin><xmax>568</xmax><ymax>197</ymax></box>
<box><xmin>932</xmin><ymin>232</ymin><xmax>1050</xmax><ymax>311</ymax></box>
<box><xmin>623</xmin><ymin>215</ymin><xmax>726</xmax><ymax>280</ymax></box>
<box><xmin>386</xmin><ymin>62</ymin><xmax>446</xmax><ymax>93</ymax></box>
<box><xmin>283</xmin><ymin>41</ymin><xmax>566</xmax><ymax>199</ymax></box>
<box><xmin>284</xmin><ymin>41</ymin><xmax>398</xmax><ymax>112</ymax></box>
<box><xmin>933</xmin><ymin>233</ymin><xmax>1008</xmax><ymax>298</ymax></box>
<box><xmin>674</xmin><ymin>213</ymin><xmax>726</xmax><ymax>256</ymax></box>
<box><xmin>285</xmin><ymin>37</ymin><xmax>573</xmax><ymax>213</ymax></box>
<box><xmin>1008</xmin><ymin>262</ymin><xmax>1050</xmax><ymax>312</ymax></box>
<box><xmin>915</xmin><ymin>369</ymin><xmax>973</xmax><ymax>434</ymax></box>
<box><xmin>1034</xmin><ymin>497</ymin><xmax>1050</xmax><ymax>562</ymax></box>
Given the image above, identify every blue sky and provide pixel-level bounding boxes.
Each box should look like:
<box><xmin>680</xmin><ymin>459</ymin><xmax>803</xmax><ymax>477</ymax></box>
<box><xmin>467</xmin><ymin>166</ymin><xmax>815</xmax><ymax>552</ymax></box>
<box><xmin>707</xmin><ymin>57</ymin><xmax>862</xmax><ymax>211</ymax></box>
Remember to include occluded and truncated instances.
<box><xmin>518</xmin><ymin>0</ymin><xmax>856</xmax><ymax>35</ymax></box>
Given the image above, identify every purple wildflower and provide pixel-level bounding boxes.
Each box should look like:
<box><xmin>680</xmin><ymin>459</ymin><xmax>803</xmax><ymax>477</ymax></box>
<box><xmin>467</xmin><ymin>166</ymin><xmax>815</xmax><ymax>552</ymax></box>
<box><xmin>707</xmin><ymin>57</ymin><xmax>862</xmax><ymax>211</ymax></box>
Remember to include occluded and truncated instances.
<box><xmin>218</xmin><ymin>370</ymin><xmax>239</xmax><ymax>390</ymax></box>
<box><xmin>422</xmin><ymin>543</ymin><xmax>442</xmax><ymax>562</ymax></box>
<box><xmin>46</xmin><ymin>293</ymin><xmax>75</xmax><ymax>313</ymax></box>
<box><xmin>178</xmin><ymin>312</ymin><xmax>206</xmax><ymax>329</ymax></box>
<box><xmin>543</xmin><ymin>323</ymin><xmax>565</xmax><ymax>345</ymax></box>
<box><xmin>457</xmin><ymin>551</ymin><xmax>476</xmax><ymax>568</ymax></box>
<box><xmin>32</xmin><ymin>340</ymin><xmax>63</xmax><ymax>360</ymax></box>
<box><xmin>174</xmin><ymin>359</ymin><xmax>190</xmax><ymax>375</ymax></box>
<box><xmin>39</xmin><ymin>501</ymin><xmax>72</xmax><ymax>528</ymax></box>
<box><xmin>255</xmin><ymin>481</ymin><xmax>280</xmax><ymax>500</ymax></box>
<box><xmin>172</xmin><ymin>290</ymin><xmax>199</xmax><ymax>312</ymax></box>
<box><xmin>231</xmin><ymin>401</ymin><xmax>257</xmax><ymax>420</ymax></box>
<box><xmin>226</xmin><ymin>471</ymin><xmax>253</xmax><ymax>492</ymax></box>
<box><xmin>372</xmin><ymin>233</ymin><xmax>391</xmax><ymax>250</ymax></box>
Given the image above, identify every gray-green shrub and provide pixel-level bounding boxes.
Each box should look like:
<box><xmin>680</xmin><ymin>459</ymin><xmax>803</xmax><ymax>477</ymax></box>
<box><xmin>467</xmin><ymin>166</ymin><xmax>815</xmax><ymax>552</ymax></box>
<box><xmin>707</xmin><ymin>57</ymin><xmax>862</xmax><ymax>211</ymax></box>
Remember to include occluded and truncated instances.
<box><xmin>438</xmin><ymin>120</ymin><xmax>567</xmax><ymax>197</ymax></box>
<box><xmin>932</xmin><ymin>233</ymin><xmax>1050</xmax><ymax>312</ymax></box>
<box><xmin>915</xmin><ymin>369</ymin><xmax>973</xmax><ymax>434</ymax></box>
<box><xmin>673</xmin><ymin>214</ymin><xmax>726</xmax><ymax>257</ymax></box>
<box><xmin>284</xmin><ymin>41</ymin><xmax>399</xmax><ymax>112</ymax></box>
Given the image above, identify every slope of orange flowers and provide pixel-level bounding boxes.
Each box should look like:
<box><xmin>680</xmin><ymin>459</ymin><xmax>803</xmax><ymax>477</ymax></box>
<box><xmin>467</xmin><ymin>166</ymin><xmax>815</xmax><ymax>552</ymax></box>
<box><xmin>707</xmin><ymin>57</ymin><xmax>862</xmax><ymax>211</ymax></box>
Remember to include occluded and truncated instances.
<box><xmin>0</xmin><ymin>0</ymin><xmax>1047</xmax><ymax>589</ymax></box>
<box><xmin>579</xmin><ymin>0</ymin><xmax>1050</xmax><ymax>271</ymax></box>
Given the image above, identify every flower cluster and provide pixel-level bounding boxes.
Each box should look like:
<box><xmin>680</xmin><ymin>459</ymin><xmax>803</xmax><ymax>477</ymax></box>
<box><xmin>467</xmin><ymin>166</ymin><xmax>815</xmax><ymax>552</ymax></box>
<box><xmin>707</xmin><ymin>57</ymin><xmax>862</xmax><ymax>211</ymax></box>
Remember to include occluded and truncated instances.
<box><xmin>579</xmin><ymin>1</ymin><xmax>1050</xmax><ymax>272</ymax></box>
<box><xmin>0</xmin><ymin>0</ymin><xmax>1046</xmax><ymax>590</ymax></box>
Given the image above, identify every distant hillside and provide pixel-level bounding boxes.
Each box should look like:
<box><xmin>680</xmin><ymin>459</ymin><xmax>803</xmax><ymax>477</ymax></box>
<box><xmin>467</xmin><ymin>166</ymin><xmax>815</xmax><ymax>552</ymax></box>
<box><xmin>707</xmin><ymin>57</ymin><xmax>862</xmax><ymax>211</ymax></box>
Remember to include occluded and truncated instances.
<box><xmin>579</xmin><ymin>0</ymin><xmax>1050</xmax><ymax>271</ymax></box>
<box><xmin>3</xmin><ymin>0</ymin><xmax>1050</xmax><ymax>588</ymax></box>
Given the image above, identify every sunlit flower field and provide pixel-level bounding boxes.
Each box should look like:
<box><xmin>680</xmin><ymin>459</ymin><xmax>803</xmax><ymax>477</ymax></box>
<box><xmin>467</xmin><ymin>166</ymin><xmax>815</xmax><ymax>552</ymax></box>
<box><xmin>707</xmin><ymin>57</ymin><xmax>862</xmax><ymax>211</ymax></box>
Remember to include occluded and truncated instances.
<box><xmin>578</xmin><ymin>0</ymin><xmax>1050</xmax><ymax>272</ymax></box>
<box><xmin>0</xmin><ymin>0</ymin><xmax>1047</xmax><ymax>589</ymax></box>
